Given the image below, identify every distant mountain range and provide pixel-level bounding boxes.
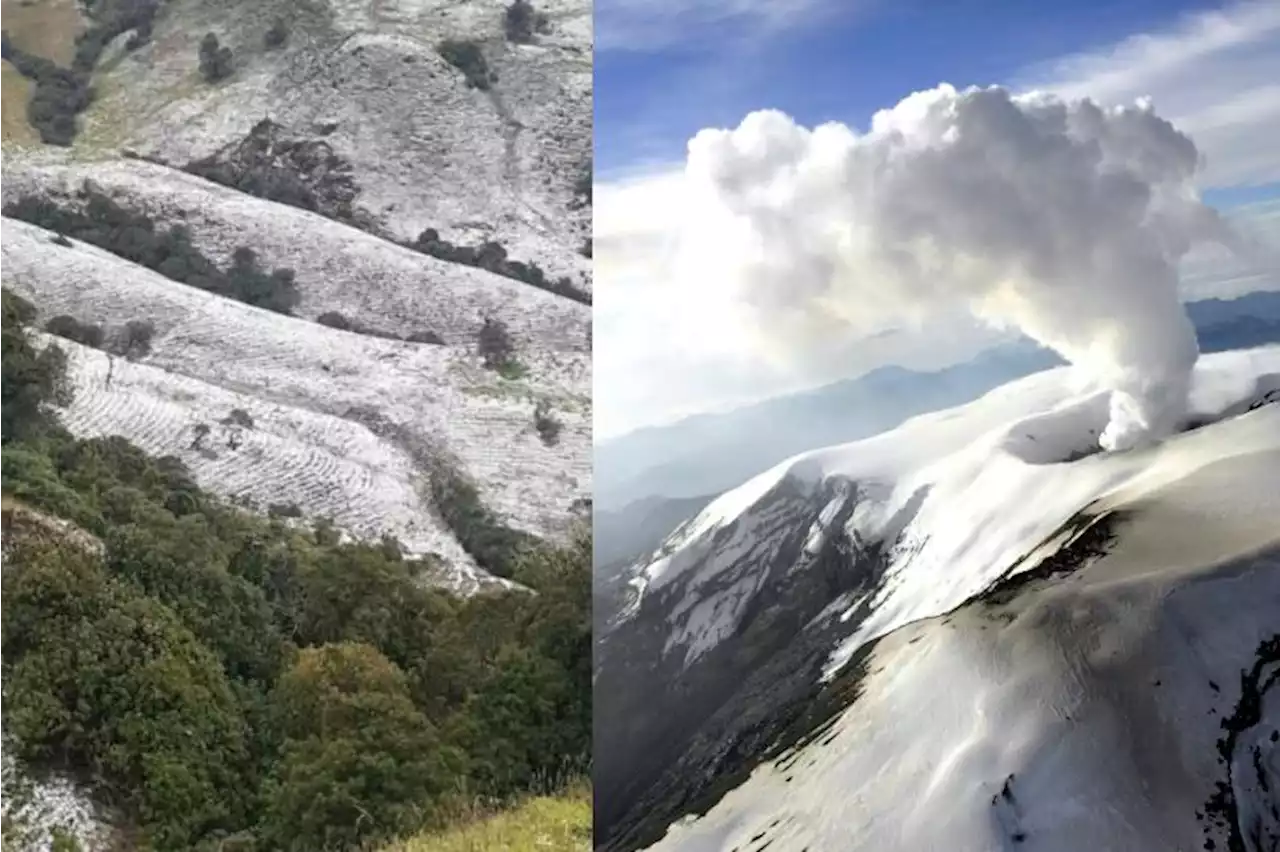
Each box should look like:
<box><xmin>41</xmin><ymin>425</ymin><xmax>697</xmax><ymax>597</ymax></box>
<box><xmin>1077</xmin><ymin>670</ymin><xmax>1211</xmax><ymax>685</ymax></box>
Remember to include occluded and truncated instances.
<box><xmin>596</xmin><ymin>290</ymin><xmax>1280</xmax><ymax>520</ymax></box>
<box><xmin>593</xmin><ymin>493</ymin><xmax>715</xmax><ymax>603</ymax></box>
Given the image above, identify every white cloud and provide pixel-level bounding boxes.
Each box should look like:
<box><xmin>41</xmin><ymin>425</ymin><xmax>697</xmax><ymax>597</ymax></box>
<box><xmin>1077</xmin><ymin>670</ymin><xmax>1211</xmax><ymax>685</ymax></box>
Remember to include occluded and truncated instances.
<box><xmin>594</xmin><ymin>0</ymin><xmax>843</xmax><ymax>53</ymax></box>
<box><xmin>596</xmin><ymin>1</ymin><xmax>1280</xmax><ymax>438</ymax></box>
<box><xmin>594</xmin><ymin>169</ymin><xmax>771</xmax><ymax>437</ymax></box>
<box><xmin>594</xmin><ymin>165</ymin><xmax>1018</xmax><ymax>437</ymax></box>
<box><xmin>1019</xmin><ymin>0</ymin><xmax>1280</xmax><ymax>187</ymax></box>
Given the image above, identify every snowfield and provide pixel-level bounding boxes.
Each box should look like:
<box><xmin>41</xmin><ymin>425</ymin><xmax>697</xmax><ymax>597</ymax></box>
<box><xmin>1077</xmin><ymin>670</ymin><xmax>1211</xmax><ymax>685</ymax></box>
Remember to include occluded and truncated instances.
<box><xmin>628</xmin><ymin>347</ymin><xmax>1280</xmax><ymax>670</ymax></box>
<box><xmin>599</xmin><ymin>347</ymin><xmax>1280</xmax><ymax>852</ymax></box>
<box><xmin>2</xmin><ymin>217</ymin><xmax>590</xmax><ymax>591</ymax></box>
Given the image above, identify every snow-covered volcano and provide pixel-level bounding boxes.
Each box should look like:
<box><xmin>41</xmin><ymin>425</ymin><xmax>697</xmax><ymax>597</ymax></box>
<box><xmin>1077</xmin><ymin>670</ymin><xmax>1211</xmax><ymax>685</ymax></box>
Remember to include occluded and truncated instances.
<box><xmin>594</xmin><ymin>346</ymin><xmax>1280</xmax><ymax>852</ymax></box>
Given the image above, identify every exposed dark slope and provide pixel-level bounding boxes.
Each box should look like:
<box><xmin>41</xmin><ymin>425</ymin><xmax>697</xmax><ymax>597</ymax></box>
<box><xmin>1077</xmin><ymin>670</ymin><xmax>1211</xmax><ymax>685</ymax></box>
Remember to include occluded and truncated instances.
<box><xmin>595</xmin><ymin>494</ymin><xmax>714</xmax><ymax>568</ymax></box>
<box><xmin>595</xmin><ymin>477</ymin><xmax>880</xmax><ymax>849</ymax></box>
<box><xmin>594</xmin><ymin>499</ymin><xmax>1124</xmax><ymax>851</ymax></box>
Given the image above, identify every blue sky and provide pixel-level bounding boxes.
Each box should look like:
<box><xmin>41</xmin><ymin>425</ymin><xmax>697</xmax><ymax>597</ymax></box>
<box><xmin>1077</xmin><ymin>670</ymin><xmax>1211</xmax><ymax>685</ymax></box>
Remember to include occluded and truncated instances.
<box><xmin>594</xmin><ymin>0</ymin><xmax>1280</xmax><ymax>439</ymax></box>
<box><xmin>597</xmin><ymin>0</ymin><xmax>1222</xmax><ymax>178</ymax></box>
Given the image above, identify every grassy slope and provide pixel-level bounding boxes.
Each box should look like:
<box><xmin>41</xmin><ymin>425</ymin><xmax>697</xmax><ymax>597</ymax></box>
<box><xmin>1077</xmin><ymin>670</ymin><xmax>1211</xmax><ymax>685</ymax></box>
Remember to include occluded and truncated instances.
<box><xmin>0</xmin><ymin>0</ymin><xmax>83</xmax><ymax>147</ymax></box>
<box><xmin>382</xmin><ymin>786</ymin><xmax>591</xmax><ymax>852</ymax></box>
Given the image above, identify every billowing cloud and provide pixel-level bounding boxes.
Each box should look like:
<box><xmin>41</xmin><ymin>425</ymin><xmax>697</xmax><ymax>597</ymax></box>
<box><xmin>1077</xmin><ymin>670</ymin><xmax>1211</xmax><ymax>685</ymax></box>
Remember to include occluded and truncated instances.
<box><xmin>594</xmin><ymin>0</ymin><xmax>1280</xmax><ymax>439</ymax></box>
<box><xmin>678</xmin><ymin>86</ymin><xmax>1235</xmax><ymax>450</ymax></box>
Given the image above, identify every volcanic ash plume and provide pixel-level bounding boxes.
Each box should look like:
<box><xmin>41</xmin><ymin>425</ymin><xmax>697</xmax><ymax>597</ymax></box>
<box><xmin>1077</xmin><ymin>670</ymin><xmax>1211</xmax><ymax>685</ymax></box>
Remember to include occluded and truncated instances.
<box><xmin>681</xmin><ymin>84</ymin><xmax>1235</xmax><ymax>451</ymax></box>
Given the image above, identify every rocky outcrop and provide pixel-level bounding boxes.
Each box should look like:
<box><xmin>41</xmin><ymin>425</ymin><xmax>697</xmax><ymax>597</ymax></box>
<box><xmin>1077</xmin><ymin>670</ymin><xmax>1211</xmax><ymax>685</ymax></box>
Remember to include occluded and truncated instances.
<box><xmin>181</xmin><ymin>117</ymin><xmax>372</xmax><ymax>229</ymax></box>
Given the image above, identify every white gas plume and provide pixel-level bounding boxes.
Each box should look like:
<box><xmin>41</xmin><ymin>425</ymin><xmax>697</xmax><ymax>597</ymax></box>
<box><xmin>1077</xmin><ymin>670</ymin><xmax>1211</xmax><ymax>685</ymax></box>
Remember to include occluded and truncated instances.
<box><xmin>679</xmin><ymin>84</ymin><xmax>1237</xmax><ymax>451</ymax></box>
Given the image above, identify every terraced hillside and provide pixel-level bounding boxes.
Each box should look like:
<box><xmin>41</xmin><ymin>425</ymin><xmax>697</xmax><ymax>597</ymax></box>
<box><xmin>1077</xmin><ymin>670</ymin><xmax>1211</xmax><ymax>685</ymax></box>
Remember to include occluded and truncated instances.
<box><xmin>2</xmin><ymin>0</ymin><xmax>593</xmax><ymax>591</ymax></box>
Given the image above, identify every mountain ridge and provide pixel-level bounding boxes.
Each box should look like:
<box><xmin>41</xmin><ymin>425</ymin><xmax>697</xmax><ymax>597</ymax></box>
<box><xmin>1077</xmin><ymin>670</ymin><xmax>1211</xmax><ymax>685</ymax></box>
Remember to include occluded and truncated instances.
<box><xmin>594</xmin><ymin>346</ymin><xmax>1280</xmax><ymax>851</ymax></box>
<box><xmin>596</xmin><ymin>290</ymin><xmax>1280</xmax><ymax>511</ymax></box>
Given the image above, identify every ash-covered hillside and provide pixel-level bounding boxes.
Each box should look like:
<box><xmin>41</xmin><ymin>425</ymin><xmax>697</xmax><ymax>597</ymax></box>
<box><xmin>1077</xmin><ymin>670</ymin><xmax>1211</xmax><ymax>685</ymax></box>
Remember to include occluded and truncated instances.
<box><xmin>2</xmin><ymin>0</ymin><xmax>593</xmax><ymax>592</ymax></box>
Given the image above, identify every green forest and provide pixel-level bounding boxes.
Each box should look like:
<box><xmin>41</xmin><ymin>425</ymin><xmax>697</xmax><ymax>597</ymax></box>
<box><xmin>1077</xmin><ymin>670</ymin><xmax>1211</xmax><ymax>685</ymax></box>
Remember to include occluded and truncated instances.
<box><xmin>0</xmin><ymin>289</ymin><xmax>591</xmax><ymax>851</ymax></box>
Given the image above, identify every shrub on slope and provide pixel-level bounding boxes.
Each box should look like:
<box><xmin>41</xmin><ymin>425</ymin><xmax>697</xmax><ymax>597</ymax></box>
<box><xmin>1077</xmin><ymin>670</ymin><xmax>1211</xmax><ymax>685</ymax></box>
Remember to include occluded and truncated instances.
<box><xmin>184</xmin><ymin>119</ymin><xmax>364</xmax><ymax>225</ymax></box>
<box><xmin>317</xmin><ymin>310</ymin><xmax>445</xmax><ymax>345</ymax></box>
<box><xmin>197</xmin><ymin>33</ymin><xmax>233</xmax><ymax>83</ymax></box>
<box><xmin>504</xmin><ymin>1</ymin><xmax>552</xmax><ymax>44</ymax></box>
<box><xmin>42</xmin><ymin>313</ymin><xmax>155</xmax><ymax>359</ymax></box>
<box><xmin>44</xmin><ymin>314</ymin><xmax>104</xmax><ymax>348</ymax></box>
<box><xmin>411</xmin><ymin>228</ymin><xmax>590</xmax><ymax>305</ymax></box>
<box><xmin>263</xmin><ymin>18</ymin><xmax>289</xmax><ymax>50</ymax></box>
<box><xmin>437</xmin><ymin>40</ymin><xmax>494</xmax><ymax>90</ymax></box>
<box><xmin>4</xmin><ymin>190</ymin><xmax>302</xmax><ymax>315</ymax></box>
<box><xmin>1</xmin><ymin>289</ymin><xmax>591</xmax><ymax>850</ymax></box>
<box><xmin>176</xmin><ymin>119</ymin><xmax>591</xmax><ymax>306</ymax></box>
<box><xmin>427</xmin><ymin>454</ymin><xmax>541</xmax><ymax>579</ymax></box>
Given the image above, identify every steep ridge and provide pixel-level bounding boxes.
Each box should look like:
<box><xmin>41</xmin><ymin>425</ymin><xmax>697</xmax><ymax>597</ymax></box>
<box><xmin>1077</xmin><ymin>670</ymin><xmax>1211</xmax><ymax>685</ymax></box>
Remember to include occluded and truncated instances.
<box><xmin>595</xmin><ymin>346</ymin><xmax>1280</xmax><ymax>851</ymax></box>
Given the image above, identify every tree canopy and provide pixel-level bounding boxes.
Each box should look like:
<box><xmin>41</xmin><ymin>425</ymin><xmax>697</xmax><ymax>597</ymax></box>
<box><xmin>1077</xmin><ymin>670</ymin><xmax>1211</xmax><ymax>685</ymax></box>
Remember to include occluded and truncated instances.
<box><xmin>1</xmin><ymin>289</ymin><xmax>591</xmax><ymax>850</ymax></box>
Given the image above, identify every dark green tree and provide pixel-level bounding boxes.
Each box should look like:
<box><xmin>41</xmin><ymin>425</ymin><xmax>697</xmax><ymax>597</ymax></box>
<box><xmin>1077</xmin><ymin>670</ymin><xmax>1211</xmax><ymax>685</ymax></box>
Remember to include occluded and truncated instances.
<box><xmin>44</xmin><ymin>315</ymin><xmax>104</xmax><ymax>348</ymax></box>
<box><xmin>2</xmin><ymin>290</ymin><xmax>70</xmax><ymax>444</ymax></box>
<box><xmin>2</xmin><ymin>540</ymin><xmax>254</xmax><ymax>849</ymax></box>
<box><xmin>260</xmin><ymin>643</ymin><xmax>460</xmax><ymax>850</ymax></box>
<box><xmin>199</xmin><ymin>33</ymin><xmax>234</xmax><ymax>83</ymax></box>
